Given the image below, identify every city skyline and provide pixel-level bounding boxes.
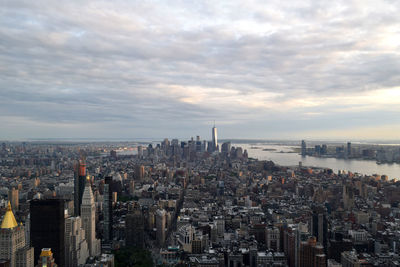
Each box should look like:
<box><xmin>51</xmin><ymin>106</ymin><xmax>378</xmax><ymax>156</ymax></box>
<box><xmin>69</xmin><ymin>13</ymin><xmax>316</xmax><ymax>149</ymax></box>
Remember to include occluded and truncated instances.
<box><xmin>1</xmin><ymin>1</ymin><xmax>400</xmax><ymax>140</ymax></box>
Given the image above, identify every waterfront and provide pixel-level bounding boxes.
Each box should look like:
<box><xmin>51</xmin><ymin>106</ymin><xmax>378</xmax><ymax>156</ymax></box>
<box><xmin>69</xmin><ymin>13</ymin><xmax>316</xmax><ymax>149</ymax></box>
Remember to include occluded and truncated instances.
<box><xmin>235</xmin><ymin>143</ymin><xmax>400</xmax><ymax>180</ymax></box>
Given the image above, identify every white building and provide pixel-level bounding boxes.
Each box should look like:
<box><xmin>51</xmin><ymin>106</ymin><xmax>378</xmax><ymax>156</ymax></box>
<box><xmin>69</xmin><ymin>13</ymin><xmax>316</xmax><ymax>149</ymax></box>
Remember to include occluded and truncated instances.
<box><xmin>65</xmin><ymin>216</ymin><xmax>89</xmax><ymax>267</ymax></box>
<box><xmin>81</xmin><ymin>183</ymin><xmax>101</xmax><ymax>257</ymax></box>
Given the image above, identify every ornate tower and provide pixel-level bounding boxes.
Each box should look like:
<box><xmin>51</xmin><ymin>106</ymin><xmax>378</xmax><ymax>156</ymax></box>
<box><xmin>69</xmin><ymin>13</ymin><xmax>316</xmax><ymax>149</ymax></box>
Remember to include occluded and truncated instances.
<box><xmin>81</xmin><ymin>181</ymin><xmax>100</xmax><ymax>257</ymax></box>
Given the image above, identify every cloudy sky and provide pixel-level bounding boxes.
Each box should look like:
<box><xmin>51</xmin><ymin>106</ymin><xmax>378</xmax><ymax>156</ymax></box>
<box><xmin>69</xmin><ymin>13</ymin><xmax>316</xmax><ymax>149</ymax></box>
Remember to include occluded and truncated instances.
<box><xmin>1</xmin><ymin>0</ymin><xmax>400</xmax><ymax>140</ymax></box>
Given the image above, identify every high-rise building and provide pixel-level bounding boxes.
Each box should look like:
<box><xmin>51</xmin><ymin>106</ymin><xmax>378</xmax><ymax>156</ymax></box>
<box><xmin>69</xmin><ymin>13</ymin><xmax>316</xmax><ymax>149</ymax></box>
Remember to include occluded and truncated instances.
<box><xmin>343</xmin><ymin>184</ymin><xmax>355</xmax><ymax>210</ymax></box>
<box><xmin>81</xmin><ymin>182</ymin><xmax>100</xmax><ymax>257</ymax></box>
<box><xmin>347</xmin><ymin>142</ymin><xmax>352</xmax><ymax>157</ymax></box>
<box><xmin>8</xmin><ymin>188</ymin><xmax>19</xmax><ymax>212</ymax></box>
<box><xmin>135</xmin><ymin>165</ymin><xmax>145</xmax><ymax>181</ymax></box>
<box><xmin>103</xmin><ymin>176</ymin><xmax>113</xmax><ymax>243</ymax></box>
<box><xmin>125</xmin><ymin>204</ymin><xmax>145</xmax><ymax>248</ymax></box>
<box><xmin>221</xmin><ymin>142</ymin><xmax>231</xmax><ymax>157</ymax></box>
<box><xmin>37</xmin><ymin>248</ymin><xmax>57</xmax><ymax>267</ymax></box>
<box><xmin>65</xmin><ymin>217</ymin><xmax>89</xmax><ymax>266</ymax></box>
<box><xmin>0</xmin><ymin>202</ymin><xmax>34</xmax><ymax>267</ymax></box>
<box><xmin>265</xmin><ymin>227</ymin><xmax>280</xmax><ymax>252</ymax></box>
<box><xmin>30</xmin><ymin>199</ymin><xmax>65</xmax><ymax>267</ymax></box>
<box><xmin>137</xmin><ymin>146</ymin><xmax>143</xmax><ymax>158</ymax></box>
<box><xmin>311</xmin><ymin>205</ymin><xmax>328</xmax><ymax>253</ymax></box>
<box><xmin>301</xmin><ymin>140</ymin><xmax>307</xmax><ymax>156</ymax></box>
<box><xmin>156</xmin><ymin>209</ymin><xmax>166</xmax><ymax>247</ymax></box>
<box><xmin>299</xmin><ymin>237</ymin><xmax>326</xmax><ymax>267</ymax></box>
<box><xmin>74</xmin><ymin>160</ymin><xmax>86</xmax><ymax>216</ymax></box>
<box><xmin>207</xmin><ymin>141</ymin><xmax>214</xmax><ymax>153</ymax></box>
<box><xmin>328</xmin><ymin>232</ymin><xmax>353</xmax><ymax>263</ymax></box>
<box><xmin>212</xmin><ymin>124</ymin><xmax>218</xmax><ymax>152</ymax></box>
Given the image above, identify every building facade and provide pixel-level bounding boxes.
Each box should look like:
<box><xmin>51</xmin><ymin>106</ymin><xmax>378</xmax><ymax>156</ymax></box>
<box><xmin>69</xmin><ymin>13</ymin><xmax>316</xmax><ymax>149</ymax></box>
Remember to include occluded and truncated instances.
<box><xmin>0</xmin><ymin>202</ymin><xmax>34</xmax><ymax>267</ymax></box>
<box><xmin>30</xmin><ymin>199</ymin><xmax>65</xmax><ymax>267</ymax></box>
<box><xmin>81</xmin><ymin>183</ymin><xmax>100</xmax><ymax>257</ymax></box>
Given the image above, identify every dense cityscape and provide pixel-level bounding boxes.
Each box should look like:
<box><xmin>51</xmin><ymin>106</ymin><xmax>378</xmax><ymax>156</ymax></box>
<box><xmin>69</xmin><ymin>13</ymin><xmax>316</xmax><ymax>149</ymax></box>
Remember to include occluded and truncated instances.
<box><xmin>2</xmin><ymin>1</ymin><xmax>400</xmax><ymax>267</ymax></box>
<box><xmin>0</xmin><ymin>126</ymin><xmax>399</xmax><ymax>267</ymax></box>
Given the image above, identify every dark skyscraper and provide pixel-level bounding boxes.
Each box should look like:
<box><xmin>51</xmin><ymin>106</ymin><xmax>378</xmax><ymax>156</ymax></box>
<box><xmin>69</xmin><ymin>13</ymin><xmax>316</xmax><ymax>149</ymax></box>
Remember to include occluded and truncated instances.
<box><xmin>103</xmin><ymin>176</ymin><xmax>113</xmax><ymax>242</ymax></box>
<box><xmin>301</xmin><ymin>140</ymin><xmax>306</xmax><ymax>156</ymax></box>
<box><xmin>347</xmin><ymin>142</ymin><xmax>352</xmax><ymax>157</ymax></box>
<box><xmin>311</xmin><ymin>205</ymin><xmax>328</xmax><ymax>253</ymax></box>
<box><xmin>74</xmin><ymin>160</ymin><xmax>86</xmax><ymax>216</ymax></box>
<box><xmin>30</xmin><ymin>199</ymin><xmax>66</xmax><ymax>267</ymax></box>
<box><xmin>125</xmin><ymin>204</ymin><xmax>144</xmax><ymax>248</ymax></box>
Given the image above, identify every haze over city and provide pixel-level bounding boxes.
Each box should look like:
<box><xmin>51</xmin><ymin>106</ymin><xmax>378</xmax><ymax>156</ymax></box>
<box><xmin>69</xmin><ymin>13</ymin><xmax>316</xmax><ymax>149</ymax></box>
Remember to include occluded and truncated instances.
<box><xmin>1</xmin><ymin>1</ymin><xmax>400</xmax><ymax>140</ymax></box>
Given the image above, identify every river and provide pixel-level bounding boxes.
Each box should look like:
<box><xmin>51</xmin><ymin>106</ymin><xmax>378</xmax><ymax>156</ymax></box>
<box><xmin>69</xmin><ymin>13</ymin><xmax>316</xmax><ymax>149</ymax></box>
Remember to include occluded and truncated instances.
<box><xmin>233</xmin><ymin>143</ymin><xmax>400</xmax><ymax>180</ymax></box>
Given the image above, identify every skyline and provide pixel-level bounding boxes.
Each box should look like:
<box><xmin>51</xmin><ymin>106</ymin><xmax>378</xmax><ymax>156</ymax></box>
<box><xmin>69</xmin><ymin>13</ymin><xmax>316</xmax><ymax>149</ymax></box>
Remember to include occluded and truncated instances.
<box><xmin>1</xmin><ymin>1</ymin><xmax>400</xmax><ymax>140</ymax></box>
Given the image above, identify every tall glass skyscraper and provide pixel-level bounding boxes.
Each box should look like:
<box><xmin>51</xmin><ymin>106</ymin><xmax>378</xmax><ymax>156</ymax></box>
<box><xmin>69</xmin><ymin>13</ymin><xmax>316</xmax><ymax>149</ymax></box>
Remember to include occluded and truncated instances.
<box><xmin>74</xmin><ymin>160</ymin><xmax>86</xmax><ymax>216</ymax></box>
<box><xmin>212</xmin><ymin>124</ymin><xmax>218</xmax><ymax>152</ymax></box>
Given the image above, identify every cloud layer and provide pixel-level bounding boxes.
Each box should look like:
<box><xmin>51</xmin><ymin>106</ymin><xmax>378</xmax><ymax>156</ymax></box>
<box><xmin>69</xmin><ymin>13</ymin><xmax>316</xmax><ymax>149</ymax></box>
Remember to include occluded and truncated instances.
<box><xmin>1</xmin><ymin>0</ymin><xmax>400</xmax><ymax>140</ymax></box>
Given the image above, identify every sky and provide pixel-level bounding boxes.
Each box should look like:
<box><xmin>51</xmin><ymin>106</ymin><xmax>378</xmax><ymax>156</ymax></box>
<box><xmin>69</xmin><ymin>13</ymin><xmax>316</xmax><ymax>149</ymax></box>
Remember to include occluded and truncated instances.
<box><xmin>1</xmin><ymin>0</ymin><xmax>400</xmax><ymax>141</ymax></box>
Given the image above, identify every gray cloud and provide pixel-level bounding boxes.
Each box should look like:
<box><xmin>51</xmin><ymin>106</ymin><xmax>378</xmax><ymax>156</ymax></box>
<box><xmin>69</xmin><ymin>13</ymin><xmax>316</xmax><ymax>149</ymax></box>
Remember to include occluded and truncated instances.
<box><xmin>1</xmin><ymin>0</ymin><xmax>400</xmax><ymax>139</ymax></box>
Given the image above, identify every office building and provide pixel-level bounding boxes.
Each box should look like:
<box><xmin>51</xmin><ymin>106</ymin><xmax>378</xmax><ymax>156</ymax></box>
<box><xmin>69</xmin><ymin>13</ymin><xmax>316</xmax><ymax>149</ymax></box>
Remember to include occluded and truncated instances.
<box><xmin>81</xmin><ymin>183</ymin><xmax>100</xmax><ymax>257</ymax></box>
<box><xmin>212</xmin><ymin>124</ymin><xmax>218</xmax><ymax>152</ymax></box>
<box><xmin>0</xmin><ymin>202</ymin><xmax>34</xmax><ymax>267</ymax></box>
<box><xmin>156</xmin><ymin>209</ymin><xmax>166</xmax><ymax>247</ymax></box>
<box><xmin>103</xmin><ymin>177</ymin><xmax>113</xmax><ymax>242</ymax></box>
<box><xmin>136</xmin><ymin>165</ymin><xmax>145</xmax><ymax>181</ymax></box>
<box><xmin>30</xmin><ymin>199</ymin><xmax>65</xmax><ymax>267</ymax></box>
<box><xmin>343</xmin><ymin>184</ymin><xmax>355</xmax><ymax>210</ymax></box>
<box><xmin>65</xmin><ymin>217</ymin><xmax>89</xmax><ymax>266</ymax></box>
<box><xmin>301</xmin><ymin>140</ymin><xmax>307</xmax><ymax>156</ymax></box>
<box><xmin>299</xmin><ymin>237</ymin><xmax>326</xmax><ymax>267</ymax></box>
<box><xmin>347</xmin><ymin>142</ymin><xmax>352</xmax><ymax>157</ymax></box>
<box><xmin>125</xmin><ymin>204</ymin><xmax>144</xmax><ymax>248</ymax></box>
<box><xmin>221</xmin><ymin>142</ymin><xmax>231</xmax><ymax>157</ymax></box>
<box><xmin>311</xmin><ymin>205</ymin><xmax>328</xmax><ymax>252</ymax></box>
<box><xmin>137</xmin><ymin>146</ymin><xmax>143</xmax><ymax>158</ymax></box>
<box><xmin>8</xmin><ymin>188</ymin><xmax>19</xmax><ymax>212</ymax></box>
<box><xmin>266</xmin><ymin>226</ymin><xmax>280</xmax><ymax>252</ymax></box>
<box><xmin>74</xmin><ymin>160</ymin><xmax>86</xmax><ymax>216</ymax></box>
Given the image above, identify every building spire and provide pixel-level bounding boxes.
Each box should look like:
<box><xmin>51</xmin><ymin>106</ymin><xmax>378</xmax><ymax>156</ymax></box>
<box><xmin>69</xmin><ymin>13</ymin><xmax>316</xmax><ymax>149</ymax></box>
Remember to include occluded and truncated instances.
<box><xmin>1</xmin><ymin>201</ymin><xmax>18</xmax><ymax>229</ymax></box>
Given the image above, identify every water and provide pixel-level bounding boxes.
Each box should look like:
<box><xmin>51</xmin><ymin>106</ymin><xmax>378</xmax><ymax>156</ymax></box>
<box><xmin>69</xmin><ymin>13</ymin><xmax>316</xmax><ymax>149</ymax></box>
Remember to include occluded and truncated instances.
<box><xmin>234</xmin><ymin>143</ymin><xmax>400</xmax><ymax>180</ymax></box>
<box><xmin>116</xmin><ymin>149</ymin><xmax>137</xmax><ymax>156</ymax></box>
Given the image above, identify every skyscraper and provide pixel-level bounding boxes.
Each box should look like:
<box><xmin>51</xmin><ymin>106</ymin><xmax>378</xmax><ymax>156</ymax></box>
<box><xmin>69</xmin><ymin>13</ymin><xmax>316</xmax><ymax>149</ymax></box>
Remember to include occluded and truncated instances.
<box><xmin>156</xmin><ymin>209</ymin><xmax>166</xmax><ymax>247</ymax></box>
<box><xmin>299</xmin><ymin>237</ymin><xmax>326</xmax><ymax>267</ymax></box>
<box><xmin>81</xmin><ymin>182</ymin><xmax>100</xmax><ymax>257</ymax></box>
<box><xmin>301</xmin><ymin>140</ymin><xmax>307</xmax><ymax>156</ymax></box>
<box><xmin>343</xmin><ymin>184</ymin><xmax>355</xmax><ymax>210</ymax></box>
<box><xmin>135</xmin><ymin>165</ymin><xmax>145</xmax><ymax>181</ymax></box>
<box><xmin>221</xmin><ymin>142</ymin><xmax>231</xmax><ymax>157</ymax></box>
<box><xmin>8</xmin><ymin>188</ymin><xmax>19</xmax><ymax>212</ymax></box>
<box><xmin>74</xmin><ymin>160</ymin><xmax>86</xmax><ymax>216</ymax></box>
<box><xmin>30</xmin><ymin>199</ymin><xmax>65</xmax><ymax>267</ymax></box>
<box><xmin>125</xmin><ymin>204</ymin><xmax>145</xmax><ymax>248</ymax></box>
<box><xmin>311</xmin><ymin>205</ymin><xmax>328</xmax><ymax>253</ymax></box>
<box><xmin>103</xmin><ymin>176</ymin><xmax>113</xmax><ymax>243</ymax></box>
<box><xmin>0</xmin><ymin>202</ymin><xmax>34</xmax><ymax>267</ymax></box>
<box><xmin>212</xmin><ymin>124</ymin><xmax>218</xmax><ymax>152</ymax></box>
<box><xmin>347</xmin><ymin>142</ymin><xmax>352</xmax><ymax>157</ymax></box>
<box><xmin>65</xmin><ymin>216</ymin><xmax>89</xmax><ymax>266</ymax></box>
